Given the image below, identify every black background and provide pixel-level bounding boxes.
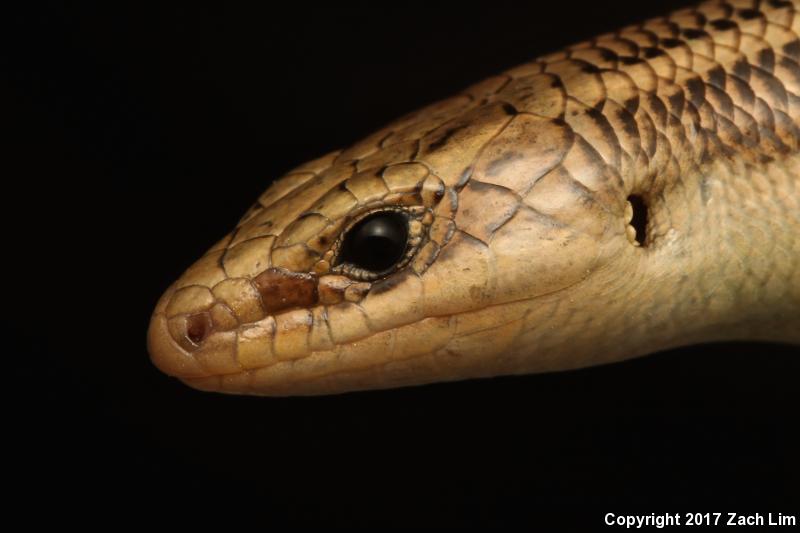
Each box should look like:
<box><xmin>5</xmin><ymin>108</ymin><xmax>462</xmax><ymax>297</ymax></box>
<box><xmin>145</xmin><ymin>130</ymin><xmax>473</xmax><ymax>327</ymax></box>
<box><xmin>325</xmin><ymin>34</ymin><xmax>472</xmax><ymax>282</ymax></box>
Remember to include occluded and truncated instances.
<box><xmin>7</xmin><ymin>1</ymin><xmax>799</xmax><ymax>529</ymax></box>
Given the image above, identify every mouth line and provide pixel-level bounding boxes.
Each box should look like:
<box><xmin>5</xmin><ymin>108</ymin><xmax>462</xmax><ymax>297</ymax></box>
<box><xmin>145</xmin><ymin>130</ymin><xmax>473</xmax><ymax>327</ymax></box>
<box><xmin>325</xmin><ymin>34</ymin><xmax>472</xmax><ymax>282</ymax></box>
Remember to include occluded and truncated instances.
<box><xmin>161</xmin><ymin>269</ymin><xmax>596</xmax><ymax>394</ymax></box>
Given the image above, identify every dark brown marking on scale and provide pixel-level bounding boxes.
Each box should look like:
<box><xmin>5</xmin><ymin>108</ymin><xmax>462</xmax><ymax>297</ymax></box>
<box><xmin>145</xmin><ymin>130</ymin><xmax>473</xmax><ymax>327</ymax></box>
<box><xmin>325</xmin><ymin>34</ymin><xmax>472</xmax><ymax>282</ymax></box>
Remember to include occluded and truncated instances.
<box><xmin>732</xmin><ymin>58</ymin><xmax>751</xmax><ymax>82</ymax></box>
<box><xmin>758</xmin><ymin>49</ymin><xmax>776</xmax><ymax>74</ymax></box>
<box><xmin>752</xmin><ymin>69</ymin><xmax>789</xmax><ymax>110</ymax></box>
<box><xmin>783</xmin><ymin>40</ymin><xmax>800</xmax><ymax>61</ymax></box>
<box><xmin>728</xmin><ymin>75</ymin><xmax>755</xmax><ymax>108</ymax></box>
<box><xmin>642</xmin><ymin>92</ymin><xmax>668</xmax><ymax>129</ymax></box>
<box><xmin>682</xmin><ymin>28</ymin><xmax>709</xmax><ymax>40</ymax></box>
<box><xmin>737</xmin><ymin>9</ymin><xmax>761</xmax><ymax>20</ymax></box>
<box><xmin>409</xmin><ymin>138</ymin><xmax>422</xmax><ymax>160</ymax></box>
<box><xmin>643</xmin><ymin>47</ymin><xmax>665</xmax><ymax>59</ymax></box>
<box><xmin>501</xmin><ymin>103</ymin><xmax>518</xmax><ymax>115</ymax></box>
<box><xmin>486</xmin><ymin>152</ymin><xmax>525</xmax><ymax>177</ymax></box>
<box><xmin>667</xmin><ymin>90</ymin><xmax>686</xmax><ymax>117</ymax></box>
<box><xmin>710</xmin><ymin>19</ymin><xmax>737</xmax><ymax>31</ymax></box>
<box><xmin>623</xmin><ymin>96</ymin><xmax>640</xmax><ymax>115</ymax></box>
<box><xmin>708</xmin><ymin>85</ymin><xmax>735</xmax><ymax>121</ymax></box>
<box><xmin>254</xmin><ymin>268</ymin><xmax>319</xmax><ymax>314</ymax></box>
<box><xmin>685</xmin><ymin>77</ymin><xmax>706</xmax><ymax>109</ymax></box>
<box><xmin>428</xmin><ymin>124</ymin><xmax>469</xmax><ymax>151</ymax></box>
<box><xmin>693</xmin><ymin>12</ymin><xmax>707</xmax><ymax>26</ymax></box>
<box><xmin>616</xmin><ymin>107</ymin><xmax>640</xmax><ymax>138</ymax></box>
<box><xmin>598</xmin><ymin>48</ymin><xmax>618</xmax><ymax>62</ymax></box>
<box><xmin>585</xmin><ymin>107</ymin><xmax>620</xmax><ymax>158</ymax></box>
<box><xmin>370</xmin><ymin>269</ymin><xmax>414</xmax><ymax>295</ymax></box>
<box><xmin>706</xmin><ymin>66</ymin><xmax>726</xmax><ymax>90</ymax></box>
<box><xmin>778</xmin><ymin>56</ymin><xmax>800</xmax><ymax>85</ymax></box>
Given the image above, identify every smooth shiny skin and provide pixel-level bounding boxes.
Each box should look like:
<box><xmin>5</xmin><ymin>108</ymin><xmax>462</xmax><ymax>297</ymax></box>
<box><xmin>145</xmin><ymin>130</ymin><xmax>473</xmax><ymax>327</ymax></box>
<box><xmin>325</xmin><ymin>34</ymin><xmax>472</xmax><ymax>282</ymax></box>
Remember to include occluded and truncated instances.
<box><xmin>149</xmin><ymin>0</ymin><xmax>800</xmax><ymax>396</ymax></box>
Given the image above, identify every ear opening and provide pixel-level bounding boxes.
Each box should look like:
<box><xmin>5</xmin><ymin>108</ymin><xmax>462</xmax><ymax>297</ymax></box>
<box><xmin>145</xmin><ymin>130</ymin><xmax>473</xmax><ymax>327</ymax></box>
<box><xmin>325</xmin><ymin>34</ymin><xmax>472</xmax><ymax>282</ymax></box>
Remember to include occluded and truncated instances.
<box><xmin>626</xmin><ymin>194</ymin><xmax>648</xmax><ymax>247</ymax></box>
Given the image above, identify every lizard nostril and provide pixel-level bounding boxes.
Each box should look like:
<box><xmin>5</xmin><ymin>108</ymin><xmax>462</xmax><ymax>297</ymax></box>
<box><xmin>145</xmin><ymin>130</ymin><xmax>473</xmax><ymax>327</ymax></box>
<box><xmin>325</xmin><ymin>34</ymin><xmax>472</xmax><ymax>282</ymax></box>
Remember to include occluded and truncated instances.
<box><xmin>186</xmin><ymin>313</ymin><xmax>211</xmax><ymax>345</ymax></box>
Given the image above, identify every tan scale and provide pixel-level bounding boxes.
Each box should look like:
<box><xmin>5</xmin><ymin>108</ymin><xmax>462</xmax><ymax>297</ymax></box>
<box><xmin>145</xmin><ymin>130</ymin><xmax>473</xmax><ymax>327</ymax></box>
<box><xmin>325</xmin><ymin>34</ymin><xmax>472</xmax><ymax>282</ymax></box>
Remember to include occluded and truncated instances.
<box><xmin>149</xmin><ymin>0</ymin><xmax>800</xmax><ymax>396</ymax></box>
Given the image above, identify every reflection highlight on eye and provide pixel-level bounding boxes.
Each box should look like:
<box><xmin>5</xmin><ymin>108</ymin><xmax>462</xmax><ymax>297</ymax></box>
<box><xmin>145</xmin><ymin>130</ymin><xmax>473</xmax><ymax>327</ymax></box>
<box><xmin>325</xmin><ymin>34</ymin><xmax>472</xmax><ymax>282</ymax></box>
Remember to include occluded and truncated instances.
<box><xmin>337</xmin><ymin>211</ymin><xmax>409</xmax><ymax>274</ymax></box>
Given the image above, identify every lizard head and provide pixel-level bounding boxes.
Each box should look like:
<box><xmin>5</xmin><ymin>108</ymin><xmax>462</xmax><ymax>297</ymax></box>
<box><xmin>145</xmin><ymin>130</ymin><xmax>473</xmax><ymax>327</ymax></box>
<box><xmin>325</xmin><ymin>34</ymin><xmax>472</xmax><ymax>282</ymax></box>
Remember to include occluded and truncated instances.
<box><xmin>148</xmin><ymin>78</ymin><xmax>649</xmax><ymax>396</ymax></box>
<box><xmin>150</xmin><ymin>2</ymin><xmax>800</xmax><ymax>395</ymax></box>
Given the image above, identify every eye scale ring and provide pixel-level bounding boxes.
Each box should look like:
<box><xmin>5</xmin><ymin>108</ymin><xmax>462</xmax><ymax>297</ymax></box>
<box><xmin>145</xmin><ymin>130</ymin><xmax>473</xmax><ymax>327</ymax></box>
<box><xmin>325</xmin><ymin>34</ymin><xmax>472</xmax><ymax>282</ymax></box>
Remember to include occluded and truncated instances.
<box><xmin>329</xmin><ymin>206</ymin><xmax>432</xmax><ymax>281</ymax></box>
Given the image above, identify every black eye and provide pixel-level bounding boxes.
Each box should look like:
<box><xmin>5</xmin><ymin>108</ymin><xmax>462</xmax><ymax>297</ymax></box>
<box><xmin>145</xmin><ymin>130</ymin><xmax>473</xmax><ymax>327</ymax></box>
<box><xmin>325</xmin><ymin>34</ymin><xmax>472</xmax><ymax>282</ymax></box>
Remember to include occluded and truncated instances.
<box><xmin>338</xmin><ymin>211</ymin><xmax>409</xmax><ymax>273</ymax></box>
